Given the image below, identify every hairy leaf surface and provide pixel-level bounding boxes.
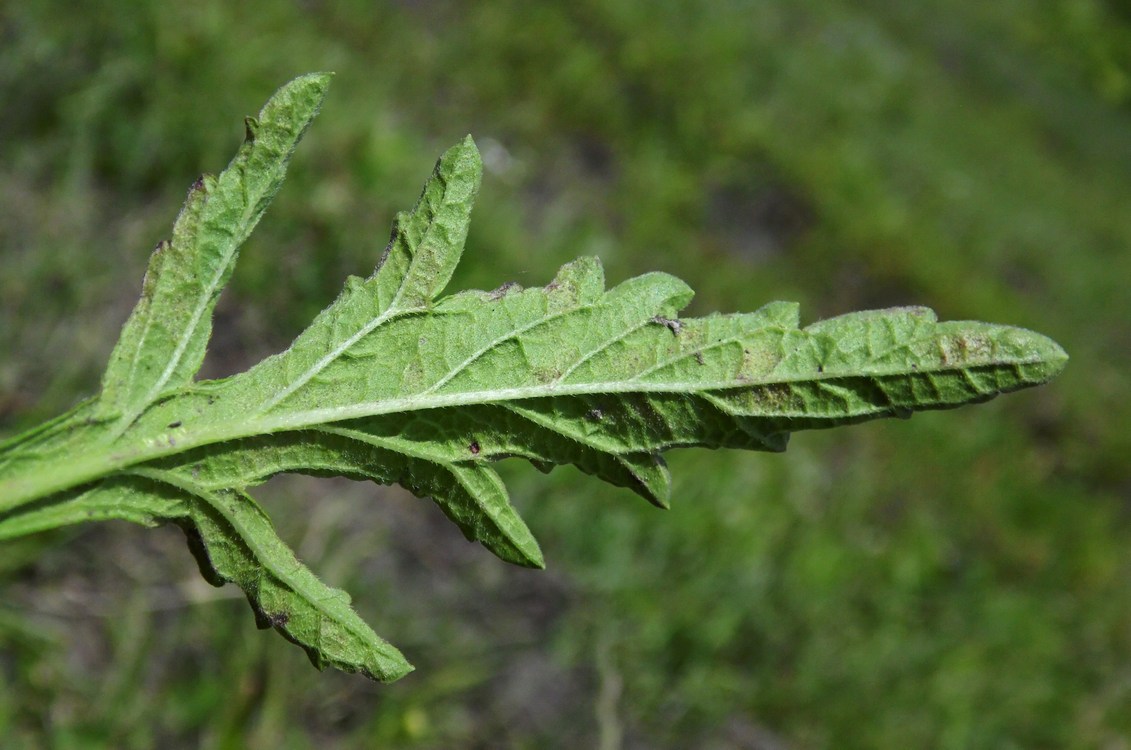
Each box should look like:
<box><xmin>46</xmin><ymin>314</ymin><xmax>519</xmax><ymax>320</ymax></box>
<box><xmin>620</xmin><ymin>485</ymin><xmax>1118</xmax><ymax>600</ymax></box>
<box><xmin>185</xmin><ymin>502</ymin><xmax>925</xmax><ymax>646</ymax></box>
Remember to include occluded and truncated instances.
<box><xmin>98</xmin><ymin>73</ymin><xmax>331</xmax><ymax>432</ymax></box>
<box><xmin>0</xmin><ymin>73</ymin><xmax>1068</xmax><ymax>681</ymax></box>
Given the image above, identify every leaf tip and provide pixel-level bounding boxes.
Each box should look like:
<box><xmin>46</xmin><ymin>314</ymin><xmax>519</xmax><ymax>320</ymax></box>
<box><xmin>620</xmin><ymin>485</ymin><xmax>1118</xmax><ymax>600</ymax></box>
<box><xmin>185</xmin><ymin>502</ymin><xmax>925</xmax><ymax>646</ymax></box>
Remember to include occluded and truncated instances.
<box><xmin>1014</xmin><ymin>328</ymin><xmax>1068</xmax><ymax>385</ymax></box>
<box><xmin>459</xmin><ymin>133</ymin><xmax>477</xmax><ymax>155</ymax></box>
<box><xmin>367</xmin><ymin>657</ymin><xmax>416</xmax><ymax>683</ymax></box>
<box><xmin>498</xmin><ymin>528</ymin><xmax>546</xmax><ymax>570</ymax></box>
<box><xmin>257</xmin><ymin>71</ymin><xmax>335</xmax><ymax>140</ymax></box>
<box><xmin>289</xmin><ymin>70</ymin><xmax>335</xmax><ymax>93</ymax></box>
<box><xmin>501</xmin><ymin>528</ymin><xmax>546</xmax><ymax>569</ymax></box>
<box><xmin>527</xmin><ymin>545</ymin><xmax>547</xmax><ymax>570</ymax></box>
<box><xmin>426</xmin><ymin>135</ymin><xmax>482</xmax><ymax>193</ymax></box>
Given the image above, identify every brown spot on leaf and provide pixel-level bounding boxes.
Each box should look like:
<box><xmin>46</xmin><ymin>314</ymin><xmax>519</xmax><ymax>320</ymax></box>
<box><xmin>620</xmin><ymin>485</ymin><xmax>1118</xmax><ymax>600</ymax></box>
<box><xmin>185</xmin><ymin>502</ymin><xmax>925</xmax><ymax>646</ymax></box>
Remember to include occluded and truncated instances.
<box><xmin>652</xmin><ymin>316</ymin><xmax>682</xmax><ymax>335</ymax></box>
<box><xmin>489</xmin><ymin>281</ymin><xmax>521</xmax><ymax>300</ymax></box>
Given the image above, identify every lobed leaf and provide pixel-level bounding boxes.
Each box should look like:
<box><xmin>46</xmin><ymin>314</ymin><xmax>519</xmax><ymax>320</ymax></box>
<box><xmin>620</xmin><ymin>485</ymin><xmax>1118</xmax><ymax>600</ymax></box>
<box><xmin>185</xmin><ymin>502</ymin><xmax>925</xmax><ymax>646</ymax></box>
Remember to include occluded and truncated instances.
<box><xmin>0</xmin><ymin>73</ymin><xmax>1068</xmax><ymax>681</ymax></box>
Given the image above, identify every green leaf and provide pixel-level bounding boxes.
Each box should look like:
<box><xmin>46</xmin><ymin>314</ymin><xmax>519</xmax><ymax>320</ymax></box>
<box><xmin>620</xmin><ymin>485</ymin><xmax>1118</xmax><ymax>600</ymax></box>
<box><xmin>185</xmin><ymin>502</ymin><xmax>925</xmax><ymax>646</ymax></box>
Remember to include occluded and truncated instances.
<box><xmin>0</xmin><ymin>73</ymin><xmax>1068</xmax><ymax>681</ymax></box>
<box><xmin>0</xmin><ymin>470</ymin><xmax>410</xmax><ymax>681</ymax></box>
<box><xmin>98</xmin><ymin>73</ymin><xmax>332</xmax><ymax>431</ymax></box>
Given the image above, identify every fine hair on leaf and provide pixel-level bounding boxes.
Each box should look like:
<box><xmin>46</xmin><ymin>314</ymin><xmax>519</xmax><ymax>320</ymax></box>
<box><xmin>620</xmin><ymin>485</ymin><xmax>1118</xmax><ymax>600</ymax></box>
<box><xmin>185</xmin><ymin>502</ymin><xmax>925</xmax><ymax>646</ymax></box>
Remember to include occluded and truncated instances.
<box><xmin>0</xmin><ymin>73</ymin><xmax>1068</xmax><ymax>681</ymax></box>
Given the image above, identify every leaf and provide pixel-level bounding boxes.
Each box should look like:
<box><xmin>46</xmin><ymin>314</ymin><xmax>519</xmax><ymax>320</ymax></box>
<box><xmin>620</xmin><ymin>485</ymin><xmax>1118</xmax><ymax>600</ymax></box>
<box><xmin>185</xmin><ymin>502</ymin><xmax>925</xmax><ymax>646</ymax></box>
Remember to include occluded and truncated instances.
<box><xmin>0</xmin><ymin>73</ymin><xmax>1068</xmax><ymax>681</ymax></box>
<box><xmin>0</xmin><ymin>470</ymin><xmax>410</xmax><ymax>681</ymax></box>
<box><xmin>97</xmin><ymin>73</ymin><xmax>332</xmax><ymax>431</ymax></box>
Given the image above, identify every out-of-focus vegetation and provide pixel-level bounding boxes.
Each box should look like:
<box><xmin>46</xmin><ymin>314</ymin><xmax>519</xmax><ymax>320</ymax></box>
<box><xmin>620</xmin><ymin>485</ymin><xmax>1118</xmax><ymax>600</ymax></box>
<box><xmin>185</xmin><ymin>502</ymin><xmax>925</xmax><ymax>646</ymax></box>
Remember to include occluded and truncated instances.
<box><xmin>0</xmin><ymin>1</ymin><xmax>1126</xmax><ymax>747</ymax></box>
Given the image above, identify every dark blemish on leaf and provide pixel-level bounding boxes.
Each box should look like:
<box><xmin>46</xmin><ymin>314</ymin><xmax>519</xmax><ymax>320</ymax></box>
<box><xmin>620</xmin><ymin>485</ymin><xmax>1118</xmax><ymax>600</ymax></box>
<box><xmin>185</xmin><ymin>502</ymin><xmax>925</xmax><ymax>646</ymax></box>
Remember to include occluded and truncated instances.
<box><xmin>375</xmin><ymin>241</ymin><xmax>393</xmax><ymax>274</ymax></box>
<box><xmin>469</xmin><ymin>441</ymin><xmax>481</xmax><ymax>455</ymax></box>
<box><xmin>191</xmin><ymin>175</ymin><xmax>205</xmax><ymax>192</ymax></box>
<box><xmin>586</xmin><ymin>408</ymin><xmax>603</xmax><ymax>421</ymax></box>
<box><xmin>652</xmin><ymin>316</ymin><xmax>682</xmax><ymax>335</ymax></box>
<box><xmin>545</xmin><ymin>281</ymin><xmax>560</xmax><ymax>292</ymax></box>
<box><xmin>269</xmin><ymin>611</ymin><xmax>290</xmax><ymax>628</ymax></box>
<box><xmin>168</xmin><ymin>420</ymin><xmax>182</xmax><ymax>429</ymax></box>
<box><xmin>694</xmin><ymin>352</ymin><xmax>706</xmax><ymax>365</ymax></box>
<box><xmin>244</xmin><ymin>116</ymin><xmax>259</xmax><ymax>142</ymax></box>
<box><xmin>816</xmin><ymin>365</ymin><xmax>824</xmax><ymax>373</ymax></box>
<box><xmin>489</xmin><ymin>281</ymin><xmax>521</xmax><ymax>300</ymax></box>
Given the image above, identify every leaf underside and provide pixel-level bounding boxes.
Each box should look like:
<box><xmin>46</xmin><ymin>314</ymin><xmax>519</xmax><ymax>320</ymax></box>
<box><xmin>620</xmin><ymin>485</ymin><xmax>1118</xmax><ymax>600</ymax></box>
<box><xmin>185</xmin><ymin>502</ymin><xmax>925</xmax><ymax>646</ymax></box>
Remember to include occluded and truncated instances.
<box><xmin>0</xmin><ymin>73</ymin><xmax>1068</xmax><ymax>681</ymax></box>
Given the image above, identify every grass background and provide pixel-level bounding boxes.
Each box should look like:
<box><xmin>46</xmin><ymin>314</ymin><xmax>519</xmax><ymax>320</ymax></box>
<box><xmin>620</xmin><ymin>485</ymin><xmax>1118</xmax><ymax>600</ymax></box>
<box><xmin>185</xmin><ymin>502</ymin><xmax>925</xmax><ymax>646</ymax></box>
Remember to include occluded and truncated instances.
<box><xmin>1</xmin><ymin>1</ymin><xmax>1128</xmax><ymax>747</ymax></box>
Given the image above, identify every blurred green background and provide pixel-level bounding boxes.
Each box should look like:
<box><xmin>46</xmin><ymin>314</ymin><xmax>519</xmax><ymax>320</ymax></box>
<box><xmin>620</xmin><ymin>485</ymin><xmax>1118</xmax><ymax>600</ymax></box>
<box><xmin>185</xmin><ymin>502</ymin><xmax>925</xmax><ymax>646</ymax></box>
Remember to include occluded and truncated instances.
<box><xmin>1</xmin><ymin>1</ymin><xmax>1128</xmax><ymax>747</ymax></box>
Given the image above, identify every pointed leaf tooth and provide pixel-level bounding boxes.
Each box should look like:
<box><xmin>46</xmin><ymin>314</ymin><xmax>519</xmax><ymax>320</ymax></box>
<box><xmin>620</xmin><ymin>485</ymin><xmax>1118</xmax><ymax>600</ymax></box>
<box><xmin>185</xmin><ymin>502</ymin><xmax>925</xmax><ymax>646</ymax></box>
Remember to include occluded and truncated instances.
<box><xmin>373</xmin><ymin>135</ymin><xmax>483</xmax><ymax>309</ymax></box>
<box><xmin>439</xmin><ymin>464</ymin><xmax>545</xmax><ymax>568</ymax></box>
<box><xmin>615</xmin><ymin>453</ymin><xmax>672</xmax><ymax>508</ymax></box>
<box><xmin>315</xmin><ymin>426</ymin><xmax>545</xmax><ymax>569</ymax></box>
<box><xmin>543</xmin><ymin>255</ymin><xmax>608</xmax><ymax>308</ymax></box>
<box><xmin>120</xmin><ymin>468</ymin><xmax>413</xmax><ymax>681</ymax></box>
